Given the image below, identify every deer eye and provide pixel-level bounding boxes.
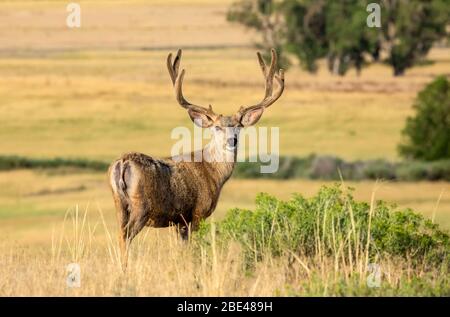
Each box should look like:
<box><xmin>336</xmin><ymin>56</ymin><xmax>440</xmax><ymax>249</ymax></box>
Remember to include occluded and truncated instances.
<box><xmin>215</xmin><ymin>126</ymin><xmax>222</xmax><ymax>131</ymax></box>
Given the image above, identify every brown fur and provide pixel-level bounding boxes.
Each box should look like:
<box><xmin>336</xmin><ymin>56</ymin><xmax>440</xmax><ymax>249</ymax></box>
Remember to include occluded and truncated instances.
<box><xmin>108</xmin><ymin>148</ymin><xmax>235</xmax><ymax>268</ymax></box>
<box><xmin>108</xmin><ymin>49</ymin><xmax>284</xmax><ymax>269</ymax></box>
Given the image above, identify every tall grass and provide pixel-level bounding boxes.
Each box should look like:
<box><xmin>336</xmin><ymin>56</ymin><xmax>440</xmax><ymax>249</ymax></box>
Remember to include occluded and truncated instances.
<box><xmin>0</xmin><ymin>184</ymin><xmax>448</xmax><ymax>296</ymax></box>
<box><xmin>197</xmin><ymin>185</ymin><xmax>449</xmax><ymax>269</ymax></box>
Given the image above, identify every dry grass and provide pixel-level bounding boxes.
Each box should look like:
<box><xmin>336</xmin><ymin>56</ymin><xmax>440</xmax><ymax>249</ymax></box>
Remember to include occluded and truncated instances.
<box><xmin>0</xmin><ymin>0</ymin><xmax>449</xmax><ymax>296</ymax></box>
<box><xmin>1</xmin><ymin>2</ymin><xmax>450</xmax><ymax>160</ymax></box>
<box><xmin>1</xmin><ymin>48</ymin><xmax>449</xmax><ymax>160</ymax></box>
<box><xmin>0</xmin><ymin>170</ymin><xmax>449</xmax><ymax>246</ymax></box>
<box><xmin>1</xmin><ymin>204</ymin><xmax>446</xmax><ymax>296</ymax></box>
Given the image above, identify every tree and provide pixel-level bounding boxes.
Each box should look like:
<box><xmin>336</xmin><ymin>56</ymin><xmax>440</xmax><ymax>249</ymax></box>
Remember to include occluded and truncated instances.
<box><xmin>266</xmin><ymin>0</ymin><xmax>380</xmax><ymax>75</ymax></box>
<box><xmin>227</xmin><ymin>0</ymin><xmax>449</xmax><ymax>76</ymax></box>
<box><xmin>281</xmin><ymin>0</ymin><xmax>327</xmax><ymax>72</ymax></box>
<box><xmin>398</xmin><ymin>76</ymin><xmax>450</xmax><ymax>161</ymax></box>
<box><xmin>381</xmin><ymin>0</ymin><xmax>449</xmax><ymax>76</ymax></box>
<box><xmin>227</xmin><ymin>0</ymin><xmax>289</xmax><ymax>68</ymax></box>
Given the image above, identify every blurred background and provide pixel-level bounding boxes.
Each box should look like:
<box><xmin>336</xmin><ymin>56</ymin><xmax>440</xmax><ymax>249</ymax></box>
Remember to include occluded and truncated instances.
<box><xmin>0</xmin><ymin>0</ymin><xmax>449</xmax><ymax>245</ymax></box>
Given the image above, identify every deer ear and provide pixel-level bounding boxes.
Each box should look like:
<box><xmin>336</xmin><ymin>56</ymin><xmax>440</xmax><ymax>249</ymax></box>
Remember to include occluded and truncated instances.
<box><xmin>188</xmin><ymin>109</ymin><xmax>215</xmax><ymax>128</ymax></box>
<box><xmin>240</xmin><ymin>107</ymin><xmax>265</xmax><ymax>126</ymax></box>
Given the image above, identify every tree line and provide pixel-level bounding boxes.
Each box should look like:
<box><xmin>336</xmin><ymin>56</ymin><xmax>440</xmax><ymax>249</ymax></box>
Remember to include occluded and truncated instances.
<box><xmin>227</xmin><ymin>0</ymin><xmax>449</xmax><ymax>76</ymax></box>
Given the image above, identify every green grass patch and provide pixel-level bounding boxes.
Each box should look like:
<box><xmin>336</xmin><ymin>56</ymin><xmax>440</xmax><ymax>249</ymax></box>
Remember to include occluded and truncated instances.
<box><xmin>0</xmin><ymin>155</ymin><xmax>108</xmax><ymax>172</ymax></box>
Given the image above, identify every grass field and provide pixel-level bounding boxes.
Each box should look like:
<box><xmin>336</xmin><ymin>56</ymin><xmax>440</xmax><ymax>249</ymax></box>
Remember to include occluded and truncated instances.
<box><xmin>0</xmin><ymin>1</ymin><xmax>449</xmax><ymax>296</ymax></box>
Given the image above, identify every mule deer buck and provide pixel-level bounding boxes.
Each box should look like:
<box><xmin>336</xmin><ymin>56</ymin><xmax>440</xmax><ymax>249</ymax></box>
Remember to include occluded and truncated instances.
<box><xmin>108</xmin><ymin>49</ymin><xmax>284</xmax><ymax>268</ymax></box>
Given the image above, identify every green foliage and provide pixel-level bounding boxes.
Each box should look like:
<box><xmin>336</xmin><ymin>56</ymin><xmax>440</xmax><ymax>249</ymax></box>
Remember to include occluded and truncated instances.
<box><xmin>399</xmin><ymin>76</ymin><xmax>450</xmax><ymax>161</ymax></box>
<box><xmin>196</xmin><ymin>185</ymin><xmax>450</xmax><ymax>269</ymax></box>
<box><xmin>282</xmin><ymin>0</ymin><xmax>379</xmax><ymax>74</ymax></box>
<box><xmin>234</xmin><ymin>155</ymin><xmax>450</xmax><ymax>181</ymax></box>
<box><xmin>383</xmin><ymin>0</ymin><xmax>449</xmax><ymax>76</ymax></box>
<box><xmin>361</xmin><ymin>159</ymin><xmax>397</xmax><ymax>180</ymax></box>
<box><xmin>286</xmin><ymin>272</ymin><xmax>450</xmax><ymax>296</ymax></box>
<box><xmin>227</xmin><ymin>0</ymin><xmax>449</xmax><ymax>75</ymax></box>
<box><xmin>281</xmin><ymin>0</ymin><xmax>328</xmax><ymax>72</ymax></box>
<box><xmin>0</xmin><ymin>155</ymin><xmax>108</xmax><ymax>171</ymax></box>
<box><xmin>2</xmin><ymin>154</ymin><xmax>450</xmax><ymax>181</ymax></box>
<box><xmin>234</xmin><ymin>155</ymin><xmax>314</xmax><ymax>179</ymax></box>
<box><xmin>397</xmin><ymin>160</ymin><xmax>450</xmax><ymax>181</ymax></box>
<box><xmin>227</xmin><ymin>0</ymin><xmax>289</xmax><ymax>68</ymax></box>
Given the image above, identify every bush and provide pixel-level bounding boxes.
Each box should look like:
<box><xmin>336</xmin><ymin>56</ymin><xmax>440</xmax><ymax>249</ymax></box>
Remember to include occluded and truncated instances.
<box><xmin>0</xmin><ymin>155</ymin><xmax>108</xmax><ymax>171</ymax></box>
<box><xmin>234</xmin><ymin>155</ymin><xmax>450</xmax><ymax>181</ymax></box>
<box><xmin>362</xmin><ymin>160</ymin><xmax>397</xmax><ymax>180</ymax></box>
<box><xmin>308</xmin><ymin>156</ymin><xmax>343</xmax><ymax>180</ymax></box>
<box><xmin>2</xmin><ymin>154</ymin><xmax>450</xmax><ymax>181</ymax></box>
<box><xmin>428</xmin><ymin>160</ymin><xmax>450</xmax><ymax>181</ymax></box>
<box><xmin>196</xmin><ymin>185</ymin><xmax>450</xmax><ymax>269</ymax></box>
<box><xmin>396</xmin><ymin>160</ymin><xmax>450</xmax><ymax>181</ymax></box>
<box><xmin>234</xmin><ymin>155</ymin><xmax>314</xmax><ymax>179</ymax></box>
<box><xmin>399</xmin><ymin>76</ymin><xmax>450</xmax><ymax>161</ymax></box>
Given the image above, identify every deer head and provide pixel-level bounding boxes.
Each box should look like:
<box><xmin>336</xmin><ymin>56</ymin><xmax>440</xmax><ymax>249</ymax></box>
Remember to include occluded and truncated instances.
<box><xmin>167</xmin><ymin>49</ymin><xmax>284</xmax><ymax>160</ymax></box>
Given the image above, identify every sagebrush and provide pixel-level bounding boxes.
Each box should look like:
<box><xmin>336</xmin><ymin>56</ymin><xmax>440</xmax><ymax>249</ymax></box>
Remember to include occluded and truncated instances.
<box><xmin>196</xmin><ymin>184</ymin><xmax>450</xmax><ymax>272</ymax></box>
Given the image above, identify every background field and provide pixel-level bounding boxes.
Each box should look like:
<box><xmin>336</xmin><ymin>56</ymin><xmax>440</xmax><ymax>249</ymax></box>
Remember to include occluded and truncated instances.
<box><xmin>0</xmin><ymin>0</ymin><xmax>449</xmax><ymax>296</ymax></box>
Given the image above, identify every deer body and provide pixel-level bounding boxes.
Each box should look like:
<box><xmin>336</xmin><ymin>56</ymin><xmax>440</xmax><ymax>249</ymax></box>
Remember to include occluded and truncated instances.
<box><xmin>109</xmin><ymin>148</ymin><xmax>235</xmax><ymax>238</ymax></box>
<box><xmin>108</xmin><ymin>49</ymin><xmax>284</xmax><ymax>268</ymax></box>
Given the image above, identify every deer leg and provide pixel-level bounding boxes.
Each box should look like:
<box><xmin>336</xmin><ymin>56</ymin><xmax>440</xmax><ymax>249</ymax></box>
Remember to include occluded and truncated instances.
<box><xmin>191</xmin><ymin>210</ymin><xmax>205</xmax><ymax>232</ymax></box>
<box><xmin>122</xmin><ymin>198</ymin><xmax>149</xmax><ymax>261</ymax></box>
<box><xmin>177</xmin><ymin>211</ymin><xmax>203</xmax><ymax>241</ymax></box>
<box><xmin>110</xmin><ymin>160</ymin><xmax>148</xmax><ymax>271</ymax></box>
<box><xmin>114</xmin><ymin>197</ymin><xmax>129</xmax><ymax>271</ymax></box>
<box><xmin>176</xmin><ymin>213</ymin><xmax>190</xmax><ymax>241</ymax></box>
<box><xmin>110</xmin><ymin>161</ymin><xmax>131</xmax><ymax>271</ymax></box>
<box><xmin>117</xmin><ymin>209</ymin><xmax>147</xmax><ymax>271</ymax></box>
<box><xmin>177</xmin><ymin>224</ymin><xmax>189</xmax><ymax>241</ymax></box>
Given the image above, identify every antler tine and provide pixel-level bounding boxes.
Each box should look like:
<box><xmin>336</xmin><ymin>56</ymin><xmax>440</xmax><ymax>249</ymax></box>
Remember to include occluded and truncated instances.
<box><xmin>167</xmin><ymin>49</ymin><xmax>182</xmax><ymax>85</ymax></box>
<box><xmin>239</xmin><ymin>49</ymin><xmax>285</xmax><ymax>115</ymax></box>
<box><xmin>257</xmin><ymin>48</ymin><xmax>277</xmax><ymax>98</ymax></box>
<box><xmin>174</xmin><ymin>69</ymin><xmax>190</xmax><ymax>109</ymax></box>
<box><xmin>167</xmin><ymin>49</ymin><xmax>216</xmax><ymax>116</ymax></box>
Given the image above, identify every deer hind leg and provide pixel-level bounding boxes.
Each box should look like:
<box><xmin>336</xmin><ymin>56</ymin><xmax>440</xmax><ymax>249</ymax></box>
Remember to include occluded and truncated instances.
<box><xmin>116</xmin><ymin>198</ymin><xmax>148</xmax><ymax>271</ymax></box>
<box><xmin>109</xmin><ymin>160</ymin><xmax>148</xmax><ymax>270</ymax></box>
<box><xmin>113</xmin><ymin>194</ymin><xmax>129</xmax><ymax>270</ymax></box>
<box><xmin>124</xmin><ymin>198</ymin><xmax>149</xmax><ymax>245</ymax></box>
<box><xmin>110</xmin><ymin>161</ymin><xmax>131</xmax><ymax>270</ymax></box>
<box><xmin>177</xmin><ymin>209</ymin><xmax>204</xmax><ymax>241</ymax></box>
<box><xmin>177</xmin><ymin>224</ymin><xmax>189</xmax><ymax>241</ymax></box>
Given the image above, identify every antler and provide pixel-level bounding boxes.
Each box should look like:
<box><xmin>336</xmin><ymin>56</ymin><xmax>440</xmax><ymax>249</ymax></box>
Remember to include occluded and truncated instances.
<box><xmin>238</xmin><ymin>48</ymin><xmax>285</xmax><ymax>115</ymax></box>
<box><xmin>167</xmin><ymin>49</ymin><xmax>217</xmax><ymax>117</ymax></box>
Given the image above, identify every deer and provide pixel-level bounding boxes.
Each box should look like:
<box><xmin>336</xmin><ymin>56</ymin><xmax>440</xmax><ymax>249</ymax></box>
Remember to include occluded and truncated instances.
<box><xmin>108</xmin><ymin>49</ymin><xmax>284</xmax><ymax>268</ymax></box>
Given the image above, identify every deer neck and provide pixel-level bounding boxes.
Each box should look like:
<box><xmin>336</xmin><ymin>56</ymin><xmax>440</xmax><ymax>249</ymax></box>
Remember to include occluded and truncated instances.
<box><xmin>201</xmin><ymin>138</ymin><xmax>237</xmax><ymax>187</ymax></box>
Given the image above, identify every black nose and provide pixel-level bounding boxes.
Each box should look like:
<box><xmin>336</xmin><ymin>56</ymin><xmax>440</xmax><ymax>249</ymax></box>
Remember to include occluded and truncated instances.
<box><xmin>227</xmin><ymin>138</ymin><xmax>237</xmax><ymax>148</ymax></box>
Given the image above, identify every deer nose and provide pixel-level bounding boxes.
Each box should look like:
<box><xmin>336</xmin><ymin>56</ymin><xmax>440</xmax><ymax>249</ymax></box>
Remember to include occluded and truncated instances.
<box><xmin>227</xmin><ymin>137</ymin><xmax>237</xmax><ymax>148</ymax></box>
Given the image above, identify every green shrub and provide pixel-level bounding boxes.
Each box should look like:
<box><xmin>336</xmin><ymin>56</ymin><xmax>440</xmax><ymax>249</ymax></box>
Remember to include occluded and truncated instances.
<box><xmin>2</xmin><ymin>154</ymin><xmax>450</xmax><ymax>181</ymax></box>
<box><xmin>308</xmin><ymin>156</ymin><xmax>343</xmax><ymax>180</ymax></box>
<box><xmin>362</xmin><ymin>160</ymin><xmax>397</xmax><ymax>180</ymax></box>
<box><xmin>234</xmin><ymin>155</ymin><xmax>314</xmax><ymax>179</ymax></box>
<box><xmin>398</xmin><ymin>75</ymin><xmax>450</xmax><ymax>161</ymax></box>
<box><xmin>427</xmin><ymin>160</ymin><xmax>450</xmax><ymax>181</ymax></box>
<box><xmin>396</xmin><ymin>160</ymin><xmax>450</xmax><ymax>181</ymax></box>
<box><xmin>196</xmin><ymin>185</ymin><xmax>449</xmax><ymax>269</ymax></box>
<box><xmin>396</xmin><ymin>161</ymin><xmax>430</xmax><ymax>181</ymax></box>
<box><xmin>0</xmin><ymin>155</ymin><xmax>108</xmax><ymax>171</ymax></box>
